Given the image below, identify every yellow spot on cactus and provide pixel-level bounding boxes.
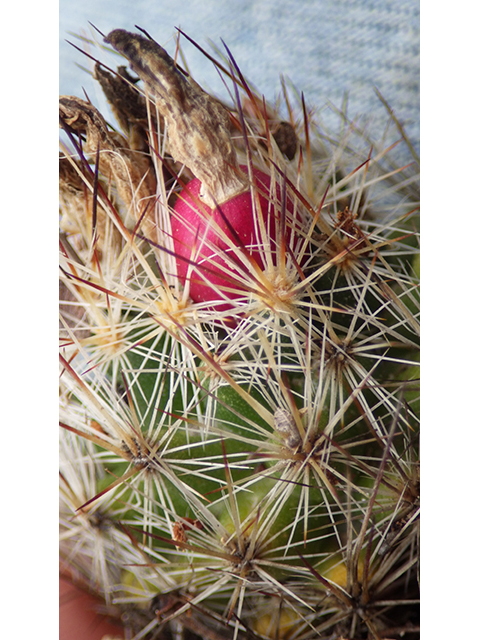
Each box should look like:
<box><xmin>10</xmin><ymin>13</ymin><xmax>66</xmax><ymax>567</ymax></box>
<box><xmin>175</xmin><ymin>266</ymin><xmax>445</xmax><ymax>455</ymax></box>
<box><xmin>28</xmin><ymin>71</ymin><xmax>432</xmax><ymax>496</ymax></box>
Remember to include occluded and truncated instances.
<box><xmin>254</xmin><ymin>606</ymin><xmax>298</xmax><ymax>639</ymax></box>
<box><xmin>323</xmin><ymin>556</ymin><xmax>365</xmax><ymax>588</ymax></box>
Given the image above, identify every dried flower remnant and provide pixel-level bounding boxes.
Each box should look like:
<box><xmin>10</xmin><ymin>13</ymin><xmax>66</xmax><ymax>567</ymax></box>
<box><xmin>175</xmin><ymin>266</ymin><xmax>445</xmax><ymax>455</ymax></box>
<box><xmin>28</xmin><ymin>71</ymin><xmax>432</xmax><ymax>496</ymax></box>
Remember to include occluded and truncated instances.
<box><xmin>273</xmin><ymin>408</ymin><xmax>302</xmax><ymax>451</ymax></box>
<box><xmin>271</xmin><ymin>120</ymin><xmax>298</xmax><ymax>161</ymax></box>
<box><xmin>59</xmin><ymin>154</ymin><xmax>123</xmax><ymax>257</ymax></box>
<box><xmin>105</xmin><ymin>29</ymin><xmax>248</xmax><ymax>207</ymax></box>
<box><xmin>93</xmin><ymin>63</ymin><xmax>151</xmax><ymax>154</ymax></box>
<box><xmin>59</xmin><ymin>96</ymin><xmax>157</xmax><ymax>243</ymax></box>
<box><xmin>105</xmin><ymin>29</ymin><xmax>303</xmax><ymax>310</ymax></box>
<box><xmin>172</xmin><ymin>517</ymin><xmax>204</xmax><ymax>549</ymax></box>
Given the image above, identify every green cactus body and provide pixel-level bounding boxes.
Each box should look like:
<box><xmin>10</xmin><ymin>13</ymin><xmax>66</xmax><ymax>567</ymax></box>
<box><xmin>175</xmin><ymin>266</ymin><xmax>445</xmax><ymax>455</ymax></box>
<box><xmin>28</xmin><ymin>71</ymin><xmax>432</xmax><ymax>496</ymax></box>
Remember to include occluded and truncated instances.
<box><xmin>60</xmin><ymin>27</ymin><xmax>419</xmax><ymax>640</ymax></box>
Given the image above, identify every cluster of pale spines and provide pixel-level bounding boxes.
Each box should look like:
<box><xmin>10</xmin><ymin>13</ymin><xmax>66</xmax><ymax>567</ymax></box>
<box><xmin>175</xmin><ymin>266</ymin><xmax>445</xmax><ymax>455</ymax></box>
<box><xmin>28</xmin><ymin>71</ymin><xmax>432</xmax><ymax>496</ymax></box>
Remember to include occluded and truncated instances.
<box><xmin>60</xmin><ymin>27</ymin><xmax>419</xmax><ymax>640</ymax></box>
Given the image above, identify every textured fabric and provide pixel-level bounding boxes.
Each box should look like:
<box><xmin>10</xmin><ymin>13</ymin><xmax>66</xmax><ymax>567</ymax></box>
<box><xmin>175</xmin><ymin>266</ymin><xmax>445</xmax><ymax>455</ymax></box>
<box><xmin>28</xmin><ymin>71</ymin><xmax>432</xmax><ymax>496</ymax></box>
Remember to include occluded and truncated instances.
<box><xmin>60</xmin><ymin>0</ymin><xmax>419</xmax><ymax>162</ymax></box>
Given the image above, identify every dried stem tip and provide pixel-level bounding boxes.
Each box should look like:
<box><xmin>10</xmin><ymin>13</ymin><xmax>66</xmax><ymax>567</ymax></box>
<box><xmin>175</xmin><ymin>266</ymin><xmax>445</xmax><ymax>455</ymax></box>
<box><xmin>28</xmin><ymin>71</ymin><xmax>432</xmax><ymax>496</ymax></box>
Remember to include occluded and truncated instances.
<box><xmin>105</xmin><ymin>29</ymin><xmax>248</xmax><ymax>207</ymax></box>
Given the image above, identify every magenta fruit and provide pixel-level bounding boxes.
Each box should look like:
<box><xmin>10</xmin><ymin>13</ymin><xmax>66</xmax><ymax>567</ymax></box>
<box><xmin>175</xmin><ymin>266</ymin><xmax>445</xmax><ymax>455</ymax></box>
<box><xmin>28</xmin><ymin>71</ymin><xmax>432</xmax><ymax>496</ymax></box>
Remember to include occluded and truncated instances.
<box><xmin>172</xmin><ymin>165</ymin><xmax>295</xmax><ymax>309</ymax></box>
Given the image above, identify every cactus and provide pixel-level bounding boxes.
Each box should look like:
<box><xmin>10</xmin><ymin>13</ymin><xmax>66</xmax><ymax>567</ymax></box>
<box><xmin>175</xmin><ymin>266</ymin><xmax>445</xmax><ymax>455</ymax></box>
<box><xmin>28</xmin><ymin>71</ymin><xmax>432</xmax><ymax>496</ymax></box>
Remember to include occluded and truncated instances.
<box><xmin>60</xmin><ymin>26</ymin><xmax>419</xmax><ymax>640</ymax></box>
